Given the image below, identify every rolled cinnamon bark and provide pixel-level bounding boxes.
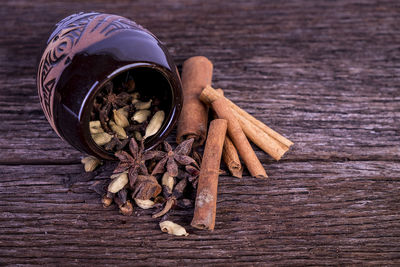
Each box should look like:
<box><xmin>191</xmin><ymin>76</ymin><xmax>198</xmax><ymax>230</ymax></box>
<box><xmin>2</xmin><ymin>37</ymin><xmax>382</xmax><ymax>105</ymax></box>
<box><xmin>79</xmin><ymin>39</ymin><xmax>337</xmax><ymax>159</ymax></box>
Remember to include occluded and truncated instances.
<box><xmin>231</xmin><ymin>108</ymin><xmax>287</xmax><ymax>160</ymax></box>
<box><xmin>214</xmin><ymin>89</ymin><xmax>243</xmax><ymax>178</ymax></box>
<box><xmin>191</xmin><ymin>119</ymin><xmax>227</xmax><ymax>230</ymax></box>
<box><xmin>200</xmin><ymin>86</ymin><xmax>292</xmax><ymax>159</ymax></box>
<box><xmin>222</xmin><ymin>135</ymin><xmax>243</xmax><ymax>178</ymax></box>
<box><xmin>200</xmin><ymin>85</ymin><xmax>293</xmax><ymax>149</ymax></box>
<box><xmin>176</xmin><ymin>56</ymin><xmax>213</xmax><ymax>147</ymax></box>
<box><xmin>211</xmin><ymin>98</ymin><xmax>267</xmax><ymax>178</ymax></box>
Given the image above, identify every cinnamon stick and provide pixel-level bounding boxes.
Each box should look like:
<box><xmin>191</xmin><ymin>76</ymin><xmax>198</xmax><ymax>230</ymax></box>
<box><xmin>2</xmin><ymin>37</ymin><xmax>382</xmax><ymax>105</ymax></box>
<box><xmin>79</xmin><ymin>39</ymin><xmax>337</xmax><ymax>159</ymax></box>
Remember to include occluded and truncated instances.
<box><xmin>201</xmin><ymin>85</ymin><xmax>293</xmax><ymax>147</ymax></box>
<box><xmin>200</xmin><ymin>85</ymin><xmax>292</xmax><ymax>159</ymax></box>
<box><xmin>222</xmin><ymin>135</ymin><xmax>243</xmax><ymax>178</ymax></box>
<box><xmin>209</xmin><ymin>97</ymin><xmax>267</xmax><ymax>178</ymax></box>
<box><xmin>191</xmin><ymin>119</ymin><xmax>227</xmax><ymax>230</ymax></box>
<box><xmin>176</xmin><ymin>56</ymin><xmax>213</xmax><ymax>147</ymax></box>
<box><xmin>232</xmin><ymin>108</ymin><xmax>287</xmax><ymax>160</ymax></box>
<box><xmin>214</xmin><ymin>89</ymin><xmax>243</xmax><ymax>178</ymax></box>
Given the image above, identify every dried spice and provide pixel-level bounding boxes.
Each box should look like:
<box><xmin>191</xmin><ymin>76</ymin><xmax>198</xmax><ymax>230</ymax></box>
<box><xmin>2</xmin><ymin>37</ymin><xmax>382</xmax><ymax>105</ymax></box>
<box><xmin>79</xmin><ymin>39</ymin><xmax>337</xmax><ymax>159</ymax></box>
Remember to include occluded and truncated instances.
<box><xmin>77</xmin><ymin>56</ymin><xmax>291</xmax><ymax>236</ymax></box>
<box><xmin>119</xmin><ymin>200</ymin><xmax>134</xmax><ymax>216</ymax></box>
<box><xmin>159</xmin><ymin>221</ymin><xmax>189</xmax><ymax>236</ymax></box>
<box><xmin>113</xmin><ymin>109</ymin><xmax>130</xmax><ymax>128</ymax></box>
<box><xmin>184</xmin><ymin>165</ymin><xmax>200</xmax><ymax>188</ymax></box>
<box><xmin>81</xmin><ymin>156</ymin><xmax>102</xmax><ymax>172</ymax></box>
<box><xmin>92</xmin><ymin>132</ymin><xmax>113</xmax><ymax>146</ymax></box>
<box><xmin>134</xmin><ymin>198</ymin><xmax>155</xmax><ymax>209</ymax></box>
<box><xmin>152</xmin><ymin>199</ymin><xmax>175</xmax><ymax>218</ymax></box>
<box><xmin>89</xmin><ymin>120</ymin><xmax>104</xmax><ymax>134</ymax></box>
<box><xmin>92</xmin><ymin>138</ymin><xmax>200</xmax><ymax>228</ymax></box>
<box><xmin>143</xmin><ymin>111</ymin><xmax>165</xmax><ymax>140</ymax></box>
<box><xmin>134</xmin><ymin>99</ymin><xmax>152</xmax><ymax>110</ymax></box>
<box><xmin>161</xmin><ymin>172</ymin><xmax>174</xmax><ymax>197</ymax></box>
<box><xmin>100</xmin><ymin>82</ymin><xmax>131</xmax><ymax>119</ymax></box>
<box><xmin>151</xmin><ymin>138</ymin><xmax>197</xmax><ymax>177</ymax></box>
<box><xmin>104</xmin><ymin>136</ymin><xmax>130</xmax><ymax>152</ymax></box>
<box><xmin>107</xmin><ymin>172</ymin><xmax>128</xmax><ymax>193</ymax></box>
<box><xmin>90</xmin><ymin>76</ymin><xmax>165</xmax><ymax>153</ymax></box>
<box><xmin>153</xmin><ymin>177</ymin><xmax>188</xmax><ymax>218</ymax></box>
<box><xmin>109</xmin><ymin>120</ymin><xmax>128</xmax><ymax>139</ymax></box>
<box><xmin>86</xmin><ymin>58</ymin><xmax>293</xmax><ymax>234</ymax></box>
<box><xmin>114</xmin><ymin>138</ymin><xmax>160</xmax><ymax>188</ymax></box>
<box><xmin>132</xmin><ymin>175</ymin><xmax>162</xmax><ymax>200</ymax></box>
<box><xmin>132</xmin><ymin>110</ymin><xmax>151</xmax><ymax>123</ymax></box>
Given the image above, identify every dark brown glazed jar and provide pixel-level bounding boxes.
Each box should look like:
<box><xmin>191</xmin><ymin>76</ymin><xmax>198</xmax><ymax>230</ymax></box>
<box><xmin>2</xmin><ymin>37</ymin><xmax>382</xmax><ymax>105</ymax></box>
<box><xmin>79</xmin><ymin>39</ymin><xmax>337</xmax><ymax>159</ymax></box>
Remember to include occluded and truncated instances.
<box><xmin>37</xmin><ymin>12</ymin><xmax>182</xmax><ymax>160</ymax></box>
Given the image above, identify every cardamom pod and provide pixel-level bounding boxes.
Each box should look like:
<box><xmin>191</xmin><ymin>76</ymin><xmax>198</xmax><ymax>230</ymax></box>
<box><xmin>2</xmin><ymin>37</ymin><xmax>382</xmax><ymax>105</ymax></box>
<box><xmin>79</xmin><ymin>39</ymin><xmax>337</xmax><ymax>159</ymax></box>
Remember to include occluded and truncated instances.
<box><xmin>134</xmin><ymin>99</ymin><xmax>152</xmax><ymax>110</ymax></box>
<box><xmin>134</xmin><ymin>131</ymin><xmax>143</xmax><ymax>141</ymax></box>
<box><xmin>92</xmin><ymin>132</ymin><xmax>113</xmax><ymax>146</ymax></box>
<box><xmin>81</xmin><ymin>156</ymin><xmax>101</xmax><ymax>172</ymax></box>
<box><xmin>159</xmin><ymin>221</ymin><xmax>189</xmax><ymax>236</ymax></box>
<box><xmin>134</xmin><ymin>198</ymin><xmax>155</xmax><ymax>209</ymax></box>
<box><xmin>117</xmin><ymin>106</ymin><xmax>130</xmax><ymax>118</ymax></box>
<box><xmin>143</xmin><ymin>110</ymin><xmax>165</xmax><ymax>139</ymax></box>
<box><xmin>110</xmin><ymin>171</ymin><xmax>128</xmax><ymax>179</ymax></box>
<box><xmin>89</xmin><ymin>120</ymin><xmax>104</xmax><ymax>134</ymax></box>
<box><xmin>132</xmin><ymin>109</ymin><xmax>151</xmax><ymax>123</ymax></box>
<box><xmin>108</xmin><ymin>172</ymin><xmax>128</xmax><ymax>193</ymax></box>
<box><xmin>113</xmin><ymin>109</ymin><xmax>129</xmax><ymax>128</ymax></box>
<box><xmin>162</xmin><ymin>172</ymin><xmax>174</xmax><ymax>191</ymax></box>
<box><xmin>109</xmin><ymin>120</ymin><xmax>128</xmax><ymax>139</ymax></box>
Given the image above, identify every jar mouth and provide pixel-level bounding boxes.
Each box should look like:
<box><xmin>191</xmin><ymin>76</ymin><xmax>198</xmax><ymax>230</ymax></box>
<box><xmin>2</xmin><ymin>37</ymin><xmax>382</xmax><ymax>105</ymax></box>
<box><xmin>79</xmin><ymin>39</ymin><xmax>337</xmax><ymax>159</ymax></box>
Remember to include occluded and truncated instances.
<box><xmin>80</xmin><ymin>62</ymin><xmax>180</xmax><ymax>160</ymax></box>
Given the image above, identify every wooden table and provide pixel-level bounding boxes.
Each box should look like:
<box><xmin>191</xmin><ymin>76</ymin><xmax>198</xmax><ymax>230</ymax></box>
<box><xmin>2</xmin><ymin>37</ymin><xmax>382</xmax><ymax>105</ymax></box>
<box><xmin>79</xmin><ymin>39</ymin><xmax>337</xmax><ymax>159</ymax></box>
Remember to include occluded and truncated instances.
<box><xmin>1</xmin><ymin>0</ymin><xmax>400</xmax><ymax>265</ymax></box>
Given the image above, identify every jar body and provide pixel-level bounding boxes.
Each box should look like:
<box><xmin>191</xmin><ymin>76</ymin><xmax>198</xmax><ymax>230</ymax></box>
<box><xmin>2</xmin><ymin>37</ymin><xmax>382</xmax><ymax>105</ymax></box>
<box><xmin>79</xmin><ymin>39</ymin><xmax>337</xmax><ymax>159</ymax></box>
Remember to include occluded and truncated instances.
<box><xmin>37</xmin><ymin>12</ymin><xmax>182</xmax><ymax>160</ymax></box>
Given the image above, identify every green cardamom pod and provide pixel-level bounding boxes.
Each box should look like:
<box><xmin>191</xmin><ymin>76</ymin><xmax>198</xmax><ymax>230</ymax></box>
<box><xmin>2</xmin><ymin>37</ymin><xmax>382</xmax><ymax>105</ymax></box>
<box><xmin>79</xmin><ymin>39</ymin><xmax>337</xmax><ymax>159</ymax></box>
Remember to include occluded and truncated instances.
<box><xmin>144</xmin><ymin>110</ymin><xmax>165</xmax><ymax>139</ymax></box>
<box><xmin>110</xmin><ymin>171</ymin><xmax>128</xmax><ymax>179</ymax></box>
<box><xmin>109</xmin><ymin>120</ymin><xmax>128</xmax><ymax>139</ymax></box>
<box><xmin>81</xmin><ymin>156</ymin><xmax>101</xmax><ymax>172</ymax></box>
<box><xmin>113</xmin><ymin>109</ymin><xmax>129</xmax><ymax>128</ymax></box>
<box><xmin>92</xmin><ymin>132</ymin><xmax>113</xmax><ymax>146</ymax></box>
<box><xmin>89</xmin><ymin>120</ymin><xmax>104</xmax><ymax>134</ymax></box>
<box><xmin>159</xmin><ymin>221</ymin><xmax>189</xmax><ymax>236</ymax></box>
<box><xmin>108</xmin><ymin>172</ymin><xmax>128</xmax><ymax>193</ymax></box>
<box><xmin>134</xmin><ymin>99</ymin><xmax>152</xmax><ymax>110</ymax></box>
<box><xmin>132</xmin><ymin>109</ymin><xmax>151</xmax><ymax>123</ymax></box>
<box><xmin>117</xmin><ymin>106</ymin><xmax>130</xmax><ymax>118</ymax></box>
<box><xmin>134</xmin><ymin>199</ymin><xmax>155</xmax><ymax>209</ymax></box>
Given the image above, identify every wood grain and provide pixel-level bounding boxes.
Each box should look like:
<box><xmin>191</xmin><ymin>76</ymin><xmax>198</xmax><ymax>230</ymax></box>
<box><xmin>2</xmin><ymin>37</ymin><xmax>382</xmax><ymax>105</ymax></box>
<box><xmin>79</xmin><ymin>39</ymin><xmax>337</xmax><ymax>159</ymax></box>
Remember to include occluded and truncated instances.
<box><xmin>1</xmin><ymin>0</ymin><xmax>400</xmax><ymax>265</ymax></box>
<box><xmin>0</xmin><ymin>162</ymin><xmax>399</xmax><ymax>265</ymax></box>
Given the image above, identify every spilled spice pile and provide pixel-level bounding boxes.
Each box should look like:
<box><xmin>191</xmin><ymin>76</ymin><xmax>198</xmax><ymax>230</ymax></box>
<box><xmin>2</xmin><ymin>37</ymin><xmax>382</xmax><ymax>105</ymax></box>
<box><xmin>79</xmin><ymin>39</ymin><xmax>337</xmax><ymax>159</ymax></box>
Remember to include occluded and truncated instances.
<box><xmin>83</xmin><ymin>56</ymin><xmax>293</xmax><ymax>236</ymax></box>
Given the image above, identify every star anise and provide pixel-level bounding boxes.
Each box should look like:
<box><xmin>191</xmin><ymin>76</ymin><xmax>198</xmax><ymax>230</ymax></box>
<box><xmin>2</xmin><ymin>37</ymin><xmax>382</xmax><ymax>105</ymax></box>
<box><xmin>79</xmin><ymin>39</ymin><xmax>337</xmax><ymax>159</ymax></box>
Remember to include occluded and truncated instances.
<box><xmin>113</xmin><ymin>138</ymin><xmax>159</xmax><ymax>188</ymax></box>
<box><xmin>184</xmin><ymin>165</ymin><xmax>200</xmax><ymax>188</ymax></box>
<box><xmin>101</xmin><ymin>81</ymin><xmax>131</xmax><ymax>113</ymax></box>
<box><xmin>99</xmin><ymin>81</ymin><xmax>131</xmax><ymax>132</ymax></box>
<box><xmin>151</xmin><ymin>138</ymin><xmax>197</xmax><ymax>177</ymax></box>
<box><xmin>132</xmin><ymin>175</ymin><xmax>162</xmax><ymax>200</ymax></box>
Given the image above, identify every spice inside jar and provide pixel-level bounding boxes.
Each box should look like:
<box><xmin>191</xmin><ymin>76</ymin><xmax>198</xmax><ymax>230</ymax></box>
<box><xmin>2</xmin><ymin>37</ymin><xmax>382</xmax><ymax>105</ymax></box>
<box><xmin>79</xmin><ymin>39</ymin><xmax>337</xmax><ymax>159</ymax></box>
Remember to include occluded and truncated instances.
<box><xmin>88</xmin><ymin>67</ymin><xmax>173</xmax><ymax>155</ymax></box>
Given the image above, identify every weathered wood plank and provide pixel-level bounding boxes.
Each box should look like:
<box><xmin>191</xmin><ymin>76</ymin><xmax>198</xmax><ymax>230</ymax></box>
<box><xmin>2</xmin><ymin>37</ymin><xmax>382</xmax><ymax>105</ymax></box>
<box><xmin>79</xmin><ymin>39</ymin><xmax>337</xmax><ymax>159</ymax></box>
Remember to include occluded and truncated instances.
<box><xmin>1</xmin><ymin>0</ymin><xmax>400</xmax><ymax>265</ymax></box>
<box><xmin>1</xmin><ymin>0</ymin><xmax>399</xmax><ymax>163</ymax></box>
<box><xmin>0</xmin><ymin>162</ymin><xmax>399</xmax><ymax>265</ymax></box>
<box><xmin>1</xmin><ymin>81</ymin><xmax>399</xmax><ymax>163</ymax></box>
